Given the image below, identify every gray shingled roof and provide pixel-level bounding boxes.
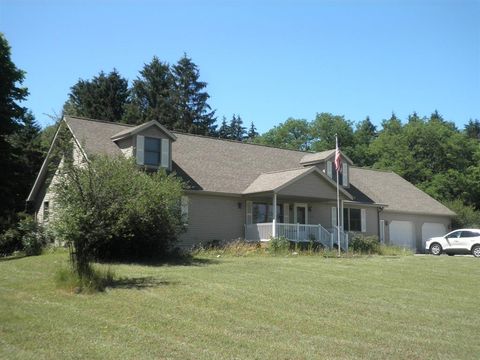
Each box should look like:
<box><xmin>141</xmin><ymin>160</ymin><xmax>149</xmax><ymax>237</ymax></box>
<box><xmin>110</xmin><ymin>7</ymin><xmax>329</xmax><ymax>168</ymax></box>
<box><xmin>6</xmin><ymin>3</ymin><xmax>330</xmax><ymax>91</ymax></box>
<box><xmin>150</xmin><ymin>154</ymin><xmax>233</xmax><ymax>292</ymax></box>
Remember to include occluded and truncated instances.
<box><xmin>350</xmin><ymin>167</ymin><xmax>455</xmax><ymax>216</ymax></box>
<box><xmin>243</xmin><ymin>167</ymin><xmax>313</xmax><ymax>194</ymax></box>
<box><xmin>63</xmin><ymin>116</ymin><xmax>454</xmax><ymax>217</ymax></box>
<box><xmin>111</xmin><ymin>120</ymin><xmax>177</xmax><ymax>141</ymax></box>
<box><xmin>300</xmin><ymin>150</ymin><xmax>335</xmax><ymax>164</ymax></box>
<box><xmin>300</xmin><ymin>149</ymin><xmax>354</xmax><ymax>165</ymax></box>
<box><xmin>66</xmin><ymin>116</ymin><xmax>132</xmax><ymax>157</ymax></box>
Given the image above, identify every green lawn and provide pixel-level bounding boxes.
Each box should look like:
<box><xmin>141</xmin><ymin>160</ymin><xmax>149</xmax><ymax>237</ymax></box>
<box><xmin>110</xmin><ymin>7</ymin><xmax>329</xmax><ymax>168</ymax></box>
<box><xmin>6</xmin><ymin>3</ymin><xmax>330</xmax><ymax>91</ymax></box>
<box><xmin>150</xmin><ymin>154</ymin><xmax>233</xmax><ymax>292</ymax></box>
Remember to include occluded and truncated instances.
<box><xmin>1</xmin><ymin>252</ymin><xmax>479</xmax><ymax>360</ymax></box>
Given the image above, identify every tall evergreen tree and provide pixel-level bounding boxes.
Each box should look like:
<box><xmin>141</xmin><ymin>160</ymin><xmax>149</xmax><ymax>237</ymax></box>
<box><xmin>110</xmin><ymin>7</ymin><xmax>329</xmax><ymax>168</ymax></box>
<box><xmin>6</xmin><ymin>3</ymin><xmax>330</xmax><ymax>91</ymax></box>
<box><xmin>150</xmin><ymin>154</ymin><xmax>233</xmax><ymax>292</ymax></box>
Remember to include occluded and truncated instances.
<box><xmin>229</xmin><ymin>114</ymin><xmax>246</xmax><ymax>141</ymax></box>
<box><xmin>8</xmin><ymin>112</ymin><xmax>44</xmax><ymax>214</ymax></box>
<box><xmin>218</xmin><ymin>117</ymin><xmax>230</xmax><ymax>139</ymax></box>
<box><xmin>465</xmin><ymin>119</ymin><xmax>480</xmax><ymax>140</ymax></box>
<box><xmin>0</xmin><ymin>33</ymin><xmax>29</xmax><ymax>230</ymax></box>
<box><xmin>172</xmin><ymin>54</ymin><xmax>216</xmax><ymax>135</ymax></box>
<box><xmin>123</xmin><ymin>57</ymin><xmax>176</xmax><ymax>126</ymax></box>
<box><xmin>63</xmin><ymin>69</ymin><xmax>129</xmax><ymax>121</ymax></box>
<box><xmin>351</xmin><ymin>116</ymin><xmax>377</xmax><ymax>166</ymax></box>
<box><xmin>247</xmin><ymin>122</ymin><xmax>259</xmax><ymax>141</ymax></box>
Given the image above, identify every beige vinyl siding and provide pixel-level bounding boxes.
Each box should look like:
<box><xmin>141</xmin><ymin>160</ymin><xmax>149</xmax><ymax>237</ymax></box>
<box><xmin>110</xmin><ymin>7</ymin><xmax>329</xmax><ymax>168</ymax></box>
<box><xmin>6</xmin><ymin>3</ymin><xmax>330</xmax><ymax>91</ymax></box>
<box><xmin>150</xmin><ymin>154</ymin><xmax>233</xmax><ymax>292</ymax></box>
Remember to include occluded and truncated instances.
<box><xmin>35</xmin><ymin>141</ymin><xmax>86</xmax><ymax>224</ymax></box>
<box><xmin>345</xmin><ymin>206</ymin><xmax>379</xmax><ymax>236</ymax></box>
<box><xmin>308</xmin><ymin>203</ymin><xmax>334</xmax><ymax>227</ymax></box>
<box><xmin>116</xmin><ymin>137</ymin><xmax>133</xmax><ymax>158</ymax></box>
<box><xmin>178</xmin><ymin>193</ymin><xmax>245</xmax><ymax>248</ymax></box>
<box><xmin>278</xmin><ymin>173</ymin><xmax>343</xmax><ymax>200</ymax></box>
<box><xmin>380</xmin><ymin>211</ymin><xmax>451</xmax><ymax>253</ymax></box>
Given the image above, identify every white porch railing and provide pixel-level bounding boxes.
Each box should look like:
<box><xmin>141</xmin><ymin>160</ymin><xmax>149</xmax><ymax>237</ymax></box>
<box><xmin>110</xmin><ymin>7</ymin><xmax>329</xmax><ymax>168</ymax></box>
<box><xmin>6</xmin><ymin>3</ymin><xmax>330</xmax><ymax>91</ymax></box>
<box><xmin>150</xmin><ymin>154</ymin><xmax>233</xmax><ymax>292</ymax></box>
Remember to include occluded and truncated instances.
<box><xmin>245</xmin><ymin>223</ymin><xmax>344</xmax><ymax>250</ymax></box>
<box><xmin>329</xmin><ymin>227</ymin><xmax>349</xmax><ymax>252</ymax></box>
<box><xmin>245</xmin><ymin>222</ymin><xmax>274</xmax><ymax>242</ymax></box>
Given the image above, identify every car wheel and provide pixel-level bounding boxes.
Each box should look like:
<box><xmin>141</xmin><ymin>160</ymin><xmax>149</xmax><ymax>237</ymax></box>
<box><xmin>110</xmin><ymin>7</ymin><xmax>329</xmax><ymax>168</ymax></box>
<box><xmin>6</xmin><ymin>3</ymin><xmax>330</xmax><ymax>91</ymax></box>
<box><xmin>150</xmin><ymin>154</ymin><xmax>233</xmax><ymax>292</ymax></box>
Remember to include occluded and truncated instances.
<box><xmin>472</xmin><ymin>245</ymin><xmax>480</xmax><ymax>258</ymax></box>
<box><xmin>430</xmin><ymin>243</ymin><xmax>442</xmax><ymax>256</ymax></box>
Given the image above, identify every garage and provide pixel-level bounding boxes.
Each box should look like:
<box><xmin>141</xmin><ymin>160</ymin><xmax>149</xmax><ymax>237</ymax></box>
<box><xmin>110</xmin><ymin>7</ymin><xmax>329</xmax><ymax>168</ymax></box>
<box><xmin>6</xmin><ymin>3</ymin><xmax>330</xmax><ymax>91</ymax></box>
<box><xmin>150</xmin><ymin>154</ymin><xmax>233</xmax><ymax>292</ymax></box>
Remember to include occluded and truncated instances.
<box><xmin>389</xmin><ymin>220</ymin><xmax>415</xmax><ymax>250</ymax></box>
<box><xmin>421</xmin><ymin>222</ymin><xmax>446</xmax><ymax>249</ymax></box>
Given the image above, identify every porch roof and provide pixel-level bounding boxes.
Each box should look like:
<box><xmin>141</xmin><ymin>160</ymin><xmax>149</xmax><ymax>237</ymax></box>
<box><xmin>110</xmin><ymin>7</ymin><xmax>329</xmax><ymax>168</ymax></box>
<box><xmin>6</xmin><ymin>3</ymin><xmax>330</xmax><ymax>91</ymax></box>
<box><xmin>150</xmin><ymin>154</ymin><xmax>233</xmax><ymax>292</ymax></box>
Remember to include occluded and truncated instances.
<box><xmin>242</xmin><ymin>167</ymin><xmax>353</xmax><ymax>200</ymax></box>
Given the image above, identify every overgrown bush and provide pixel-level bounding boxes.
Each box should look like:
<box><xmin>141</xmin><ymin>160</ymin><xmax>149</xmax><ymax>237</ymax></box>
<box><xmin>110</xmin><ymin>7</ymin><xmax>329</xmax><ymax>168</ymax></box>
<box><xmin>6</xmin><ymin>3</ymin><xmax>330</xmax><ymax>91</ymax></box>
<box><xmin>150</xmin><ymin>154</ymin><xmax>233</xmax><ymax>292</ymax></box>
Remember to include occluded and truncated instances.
<box><xmin>443</xmin><ymin>199</ymin><xmax>480</xmax><ymax>228</ymax></box>
<box><xmin>0</xmin><ymin>215</ymin><xmax>49</xmax><ymax>256</ymax></box>
<box><xmin>0</xmin><ymin>228</ymin><xmax>22</xmax><ymax>256</ymax></box>
<box><xmin>350</xmin><ymin>234</ymin><xmax>380</xmax><ymax>254</ymax></box>
<box><xmin>269</xmin><ymin>236</ymin><xmax>290</xmax><ymax>253</ymax></box>
<box><xmin>194</xmin><ymin>239</ymin><xmax>262</xmax><ymax>257</ymax></box>
<box><xmin>52</xmin><ymin>156</ymin><xmax>185</xmax><ymax>278</ymax></box>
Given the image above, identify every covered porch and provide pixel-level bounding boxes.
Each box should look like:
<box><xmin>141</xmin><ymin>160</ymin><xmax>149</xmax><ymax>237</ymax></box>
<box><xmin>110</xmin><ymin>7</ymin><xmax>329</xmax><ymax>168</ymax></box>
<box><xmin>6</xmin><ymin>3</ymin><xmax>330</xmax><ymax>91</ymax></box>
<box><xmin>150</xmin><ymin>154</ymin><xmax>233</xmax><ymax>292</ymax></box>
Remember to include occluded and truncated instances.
<box><xmin>245</xmin><ymin>222</ymin><xmax>349</xmax><ymax>250</ymax></box>
<box><xmin>242</xmin><ymin>167</ymin><xmax>353</xmax><ymax>251</ymax></box>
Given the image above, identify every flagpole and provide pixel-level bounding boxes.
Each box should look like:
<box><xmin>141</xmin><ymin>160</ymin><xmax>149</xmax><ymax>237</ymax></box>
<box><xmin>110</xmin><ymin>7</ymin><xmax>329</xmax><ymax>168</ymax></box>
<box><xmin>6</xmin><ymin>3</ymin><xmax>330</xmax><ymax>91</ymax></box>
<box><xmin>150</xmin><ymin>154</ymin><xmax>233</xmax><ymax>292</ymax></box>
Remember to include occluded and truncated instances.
<box><xmin>336</xmin><ymin>135</ymin><xmax>340</xmax><ymax>256</ymax></box>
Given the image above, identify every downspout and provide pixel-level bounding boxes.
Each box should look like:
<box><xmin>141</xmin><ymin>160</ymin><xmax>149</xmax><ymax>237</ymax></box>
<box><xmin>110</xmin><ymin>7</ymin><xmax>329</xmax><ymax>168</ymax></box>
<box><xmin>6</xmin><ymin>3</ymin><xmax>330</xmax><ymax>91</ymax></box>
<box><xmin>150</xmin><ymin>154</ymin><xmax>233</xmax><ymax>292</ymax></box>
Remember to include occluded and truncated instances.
<box><xmin>377</xmin><ymin>206</ymin><xmax>384</xmax><ymax>242</ymax></box>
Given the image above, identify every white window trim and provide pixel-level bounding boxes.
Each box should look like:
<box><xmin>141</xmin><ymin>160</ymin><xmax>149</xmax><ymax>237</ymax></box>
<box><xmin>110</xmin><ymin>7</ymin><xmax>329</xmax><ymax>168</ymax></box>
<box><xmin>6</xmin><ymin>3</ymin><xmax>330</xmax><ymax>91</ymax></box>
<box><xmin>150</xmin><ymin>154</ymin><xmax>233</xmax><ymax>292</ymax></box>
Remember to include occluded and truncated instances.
<box><xmin>331</xmin><ymin>207</ymin><xmax>337</xmax><ymax>228</ymax></box>
<box><xmin>283</xmin><ymin>203</ymin><xmax>289</xmax><ymax>223</ymax></box>
<box><xmin>342</xmin><ymin>163</ymin><xmax>349</xmax><ymax>187</ymax></box>
<box><xmin>361</xmin><ymin>209</ymin><xmax>367</xmax><ymax>233</ymax></box>
<box><xmin>181</xmin><ymin>196</ymin><xmax>189</xmax><ymax>225</ymax></box>
<box><xmin>246</xmin><ymin>201</ymin><xmax>253</xmax><ymax>225</ymax></box>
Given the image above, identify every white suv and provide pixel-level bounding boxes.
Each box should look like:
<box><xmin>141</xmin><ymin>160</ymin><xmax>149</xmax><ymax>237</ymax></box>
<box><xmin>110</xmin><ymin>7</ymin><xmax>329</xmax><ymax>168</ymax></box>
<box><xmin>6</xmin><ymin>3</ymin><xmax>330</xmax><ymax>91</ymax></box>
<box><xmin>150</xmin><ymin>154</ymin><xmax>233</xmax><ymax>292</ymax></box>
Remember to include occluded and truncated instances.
<box><xmin>426</xmin><ymin>229</ymin><xmax>480</xmax><ymax>257</ymax></box>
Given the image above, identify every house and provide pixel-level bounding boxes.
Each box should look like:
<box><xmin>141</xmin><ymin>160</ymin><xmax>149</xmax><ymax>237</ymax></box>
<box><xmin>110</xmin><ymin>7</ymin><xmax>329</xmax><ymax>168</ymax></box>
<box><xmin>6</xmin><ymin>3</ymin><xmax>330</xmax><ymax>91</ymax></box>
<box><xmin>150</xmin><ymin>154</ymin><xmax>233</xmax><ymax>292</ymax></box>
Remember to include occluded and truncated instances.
<box><xmin>28</xmin><ymin>116</ymin><xmax>455</xmax><ymax>253</ymax></box>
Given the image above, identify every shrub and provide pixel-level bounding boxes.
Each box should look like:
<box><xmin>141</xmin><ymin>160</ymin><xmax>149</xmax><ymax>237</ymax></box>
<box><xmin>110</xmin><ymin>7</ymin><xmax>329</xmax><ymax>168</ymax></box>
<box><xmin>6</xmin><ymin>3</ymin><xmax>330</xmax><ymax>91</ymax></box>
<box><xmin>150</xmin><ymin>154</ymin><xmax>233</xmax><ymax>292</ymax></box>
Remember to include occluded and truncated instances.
<box><xmin>0</xmin><ymin>228</ymin><xmax>22</xmax><ymax>256</ymax></box>
<box><xmin>350</xmin><ymin>234</ymin><xmax>380</xmax><ymax>254</ymax></box>
<box><xmin>443</xmin><ymin>199</ymin><xmax>480</xmax><ymax>228</ymax></box>
<box><xmin>18</xmin><ymin>216</ymin><xmax>48</xmax><ymax>256</ymax></box>
<box><xmin>269</xmin><ymin>236</ymin><xmax>290</xmax><ymax>253</ymax></box>
<box><xmin>52</xmin><ymin>156</ymin><xmax>185</xmax><ymax>277</ymax></box>
<box><xmin>0</xmin><ymin>215</ymin><xmax>50</xmax><ymax>257</ymax></box>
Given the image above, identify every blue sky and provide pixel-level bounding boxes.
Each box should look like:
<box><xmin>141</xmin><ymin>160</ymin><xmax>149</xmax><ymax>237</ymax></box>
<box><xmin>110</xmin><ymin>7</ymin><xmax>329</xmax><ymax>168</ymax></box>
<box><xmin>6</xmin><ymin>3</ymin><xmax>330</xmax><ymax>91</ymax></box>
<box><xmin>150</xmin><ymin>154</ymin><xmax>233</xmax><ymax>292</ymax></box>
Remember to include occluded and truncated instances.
<box><xmin>1</xmin><ymin>0</ymin><xmax>479</xmax><ymax>133</ymax></box>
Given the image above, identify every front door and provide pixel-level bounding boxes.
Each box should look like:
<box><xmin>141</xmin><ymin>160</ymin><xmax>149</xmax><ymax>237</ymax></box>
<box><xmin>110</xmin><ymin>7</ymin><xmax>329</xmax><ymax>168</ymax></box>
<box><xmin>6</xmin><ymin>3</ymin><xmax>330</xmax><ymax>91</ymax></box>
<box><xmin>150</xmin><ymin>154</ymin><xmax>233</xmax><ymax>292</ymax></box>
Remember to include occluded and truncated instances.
<box><xmin>294</xmin><ymin>203</ymin><xmax>307</xmax><ymax>224</ymax></box>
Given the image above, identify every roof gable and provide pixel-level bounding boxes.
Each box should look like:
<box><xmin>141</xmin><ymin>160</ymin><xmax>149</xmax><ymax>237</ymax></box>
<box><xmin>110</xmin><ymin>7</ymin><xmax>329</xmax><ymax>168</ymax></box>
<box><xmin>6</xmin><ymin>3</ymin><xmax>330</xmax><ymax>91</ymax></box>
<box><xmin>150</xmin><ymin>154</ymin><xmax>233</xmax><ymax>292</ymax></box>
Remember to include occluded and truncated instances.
<box><xmin>243</xmin><ymin>167</ymin><xmax>353</xmax><ymax>200</ymax></box>
<box><xmin>111</xmin><ymin>120</ymin><xmax>177</xmax><ymax>141</ymax></box>
<box><xmin>300</xmin><ymin>149</ymin><xmax>353</xmax><ymax>166</ymax></box>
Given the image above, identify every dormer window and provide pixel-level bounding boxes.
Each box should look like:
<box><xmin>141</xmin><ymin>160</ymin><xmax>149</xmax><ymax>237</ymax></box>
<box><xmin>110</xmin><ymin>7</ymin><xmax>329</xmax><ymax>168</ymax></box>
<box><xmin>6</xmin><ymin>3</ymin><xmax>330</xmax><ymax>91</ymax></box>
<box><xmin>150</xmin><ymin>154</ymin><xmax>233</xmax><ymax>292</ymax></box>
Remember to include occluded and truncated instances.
<box><xmin>135</xmin><ymin>134</ymin><xmax>171</xmax><ymax>170</ymax></box>
<box><xmin>144</xmin><ymin>137</ymin><xmax>162</xmax><ymax>166</ymax></box>
<box><xmin>111</xmin><ymin>120</ymin><xmax>176</xmax><ymax>171</ymax></box>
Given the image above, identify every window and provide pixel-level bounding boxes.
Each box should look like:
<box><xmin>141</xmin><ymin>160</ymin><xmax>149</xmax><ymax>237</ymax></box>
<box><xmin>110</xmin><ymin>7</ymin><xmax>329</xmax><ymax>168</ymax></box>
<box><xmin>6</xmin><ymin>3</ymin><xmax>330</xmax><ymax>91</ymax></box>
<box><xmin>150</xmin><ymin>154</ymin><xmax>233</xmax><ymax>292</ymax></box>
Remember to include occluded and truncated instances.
<box><xmin>252</xmin><ymin>203</ymin><xmax>283</xmax><ymax>223</ymax></box>
<box><xmin>460</xmin><ymin>231</ymin><xmax>479</xmax><ymax>238</ymax></box>
<box><xmin>144</xmin><ymin>137</ymin><xmax>161</xmax><ymax>166</ymax></box>
<box><xmin>447</xmin><ymin>231</ymin><xmax>461</xmax><ymax>238</ymax></box>
<box><xmin>43</xmin><ymin>201</ymin><xmax>50</xmax><ymax>222</ymax></box>
<box><xmin>343</xmin><ymin>208</ymin><xmax>361</xmax><ymax>232</ymax></box>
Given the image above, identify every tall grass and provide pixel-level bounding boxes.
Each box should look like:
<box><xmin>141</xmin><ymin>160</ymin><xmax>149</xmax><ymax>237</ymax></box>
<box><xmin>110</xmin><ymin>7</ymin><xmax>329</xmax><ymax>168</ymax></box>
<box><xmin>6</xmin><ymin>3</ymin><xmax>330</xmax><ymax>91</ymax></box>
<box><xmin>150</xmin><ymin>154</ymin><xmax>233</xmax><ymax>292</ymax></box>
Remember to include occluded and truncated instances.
<box><xmin>55</xmin><ymin>264</ymin><xmax>115</xmax><ymax>293</ymax></box>
<box><xmin>192</xmin><ymin>239</ymin><xmax>411</xmax><ymax>258</ymax></box>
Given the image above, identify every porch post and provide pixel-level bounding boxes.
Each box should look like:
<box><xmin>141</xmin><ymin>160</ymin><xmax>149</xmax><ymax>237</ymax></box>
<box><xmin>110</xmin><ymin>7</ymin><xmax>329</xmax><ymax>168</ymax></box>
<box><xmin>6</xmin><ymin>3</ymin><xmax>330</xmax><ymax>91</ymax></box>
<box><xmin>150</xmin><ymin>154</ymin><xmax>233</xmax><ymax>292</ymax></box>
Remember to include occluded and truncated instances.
<box><xmin>272</xmin><ymin>192</ymin><xmax>277</xmax><ymax>238</ymax></box>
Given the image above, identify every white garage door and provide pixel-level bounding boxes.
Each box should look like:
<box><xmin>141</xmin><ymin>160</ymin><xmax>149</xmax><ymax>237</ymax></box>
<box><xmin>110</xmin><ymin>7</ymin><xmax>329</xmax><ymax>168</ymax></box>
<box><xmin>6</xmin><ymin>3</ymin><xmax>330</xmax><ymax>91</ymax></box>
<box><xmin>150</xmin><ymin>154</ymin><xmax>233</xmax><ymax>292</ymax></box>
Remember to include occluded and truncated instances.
<box><xmin>389</xmin><ymin>221</ymin><xmax>415</xmax><ymax>250</ymax></box>
<box><xmin>421</xmin><ymin>223</ymin><xmax>446</xmax><ymax>250</ymax></box>
<box><xmin>421</xmin><ymin>223</ymin><xmax>446</xmax><ymax>241</ymax></box>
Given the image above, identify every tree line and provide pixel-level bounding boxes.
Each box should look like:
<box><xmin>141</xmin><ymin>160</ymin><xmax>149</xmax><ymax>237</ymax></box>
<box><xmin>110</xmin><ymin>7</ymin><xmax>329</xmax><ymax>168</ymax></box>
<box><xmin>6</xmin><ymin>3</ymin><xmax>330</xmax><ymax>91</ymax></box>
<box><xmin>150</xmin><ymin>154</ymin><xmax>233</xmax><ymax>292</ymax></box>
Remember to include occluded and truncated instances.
<box><xmin>62</xmin><ymin>55</ymin><xmax>258</xmax><ymax>140</ymax></box>
<box><xmin>253</xmin><ymin>112</ymin><xmax>480</xmax><ymax>226</ymax></box>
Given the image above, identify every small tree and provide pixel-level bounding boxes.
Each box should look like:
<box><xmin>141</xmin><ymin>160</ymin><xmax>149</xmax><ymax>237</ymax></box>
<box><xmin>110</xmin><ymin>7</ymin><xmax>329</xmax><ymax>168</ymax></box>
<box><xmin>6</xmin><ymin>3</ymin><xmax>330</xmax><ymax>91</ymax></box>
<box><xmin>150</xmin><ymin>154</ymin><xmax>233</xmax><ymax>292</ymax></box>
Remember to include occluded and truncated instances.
<box><xmin>52</xmin><ymin>156</ymin><xmax>185</xmax><ymax>278</ymax></box>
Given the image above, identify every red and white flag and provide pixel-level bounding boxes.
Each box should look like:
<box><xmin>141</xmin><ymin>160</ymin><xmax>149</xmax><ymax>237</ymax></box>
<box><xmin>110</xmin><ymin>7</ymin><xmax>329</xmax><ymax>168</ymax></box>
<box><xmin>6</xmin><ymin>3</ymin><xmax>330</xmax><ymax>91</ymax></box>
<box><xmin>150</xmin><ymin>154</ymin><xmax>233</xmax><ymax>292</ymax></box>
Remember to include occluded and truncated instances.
<box><xmin>335</xmin><ymin>142</ymin><xmax>342</xmax><ymax>173</ymax></box>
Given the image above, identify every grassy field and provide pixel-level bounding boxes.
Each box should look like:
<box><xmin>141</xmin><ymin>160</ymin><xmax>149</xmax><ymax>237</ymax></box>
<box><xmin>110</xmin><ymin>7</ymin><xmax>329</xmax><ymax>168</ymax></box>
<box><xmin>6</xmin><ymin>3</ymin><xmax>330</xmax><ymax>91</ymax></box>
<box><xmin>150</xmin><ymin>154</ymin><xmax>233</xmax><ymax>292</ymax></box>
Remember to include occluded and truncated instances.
<box><xmin>1</xmin><ymin>251</ymin><xmax>479</xmax><ymax>360</ymax></box>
